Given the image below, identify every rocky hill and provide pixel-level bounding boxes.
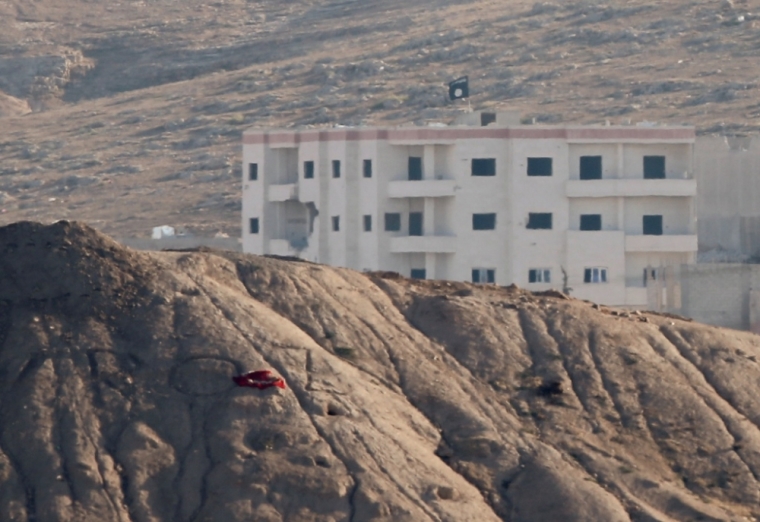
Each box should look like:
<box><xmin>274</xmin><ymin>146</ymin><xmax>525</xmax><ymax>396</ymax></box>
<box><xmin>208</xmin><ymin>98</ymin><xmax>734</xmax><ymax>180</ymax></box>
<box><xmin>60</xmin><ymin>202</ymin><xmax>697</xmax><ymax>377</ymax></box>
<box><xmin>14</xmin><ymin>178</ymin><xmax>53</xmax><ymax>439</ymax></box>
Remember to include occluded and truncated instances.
<box><xmin>1</xmin><ymin>220</ymin><xmax>760</xmax><ymax>521</ymax></box>
<box><xmin>0</xmin><ymin>0</ymin><xmax>760</xmax><ymax>238</ymax></box>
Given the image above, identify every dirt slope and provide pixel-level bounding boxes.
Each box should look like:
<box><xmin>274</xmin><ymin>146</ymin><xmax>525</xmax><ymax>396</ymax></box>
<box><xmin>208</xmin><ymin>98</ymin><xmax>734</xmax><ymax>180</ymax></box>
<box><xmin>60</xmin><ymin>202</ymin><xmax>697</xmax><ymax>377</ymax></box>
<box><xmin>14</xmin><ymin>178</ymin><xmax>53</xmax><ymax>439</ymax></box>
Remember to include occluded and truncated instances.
<box><xmin>1</xmin><ymin>221</ymin><xmax>760</xmax><ymax>521</ymax></box>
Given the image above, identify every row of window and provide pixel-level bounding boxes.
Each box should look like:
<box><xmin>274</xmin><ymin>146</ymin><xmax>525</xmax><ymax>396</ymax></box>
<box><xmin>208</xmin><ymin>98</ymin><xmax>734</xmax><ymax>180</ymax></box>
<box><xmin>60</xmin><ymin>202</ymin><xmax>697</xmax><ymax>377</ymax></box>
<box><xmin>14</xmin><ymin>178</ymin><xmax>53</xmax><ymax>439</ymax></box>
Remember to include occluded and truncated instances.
<box><xmin>248</xmin><ymin>160</ymin><xmax>372</xmax><ymax>181</ymax></box>
<box><xmin>247</xmin><ymin>154</ymin><xmax>667</xmax><ymax>181</ymax></box>
<box><xmin>409</xmin><ymin>267</ymin><xmax>609</xmax><ymax>284</ymax></box>
<box><xmin>250</xmin><ymin>213</ymin><xmax>666</xmax><ymax>235</ymax></box>
<box><xmin>473</xmin><ymin>155</ymin><xmax>666</xmax><ymax>179</ymax></box>
<box><xmin>529</xmin><ymin>267</ymin><xmax>607</xmax><ymax>284</ymax></box>
<box><xmin>578</xmin><ymin>214</ymin><xmax>664</xmax><ymax>235</ymax></box>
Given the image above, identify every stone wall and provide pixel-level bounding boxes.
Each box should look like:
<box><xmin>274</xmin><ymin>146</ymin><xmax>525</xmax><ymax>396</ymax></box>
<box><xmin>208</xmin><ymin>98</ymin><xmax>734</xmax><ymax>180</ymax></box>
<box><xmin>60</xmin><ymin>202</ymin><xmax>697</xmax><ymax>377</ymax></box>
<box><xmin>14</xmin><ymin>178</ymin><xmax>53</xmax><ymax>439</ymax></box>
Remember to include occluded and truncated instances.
<box><xmin>695</xmin><ymin>137</ymin><xmax>760</xmax><ymax>257</ymax></box>
<box><xmin>674</xmin><ymin>263</ymin><xmax>760</xmax><ymax>332</ymax></box>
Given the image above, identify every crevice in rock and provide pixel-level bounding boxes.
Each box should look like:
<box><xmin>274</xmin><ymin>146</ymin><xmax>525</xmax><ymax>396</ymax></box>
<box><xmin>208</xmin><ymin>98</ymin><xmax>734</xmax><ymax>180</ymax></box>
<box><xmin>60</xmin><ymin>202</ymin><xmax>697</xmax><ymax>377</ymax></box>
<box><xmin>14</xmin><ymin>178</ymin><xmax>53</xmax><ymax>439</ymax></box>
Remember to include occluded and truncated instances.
<box><xmin>655</xmin><ymin>328</ymin><xmax>760</xmax><ymax>484</ymax></box>
<box><xmin>586</xmin><ymin>329</ymin><xmax>643</xmax><ymax>432</ymax></box>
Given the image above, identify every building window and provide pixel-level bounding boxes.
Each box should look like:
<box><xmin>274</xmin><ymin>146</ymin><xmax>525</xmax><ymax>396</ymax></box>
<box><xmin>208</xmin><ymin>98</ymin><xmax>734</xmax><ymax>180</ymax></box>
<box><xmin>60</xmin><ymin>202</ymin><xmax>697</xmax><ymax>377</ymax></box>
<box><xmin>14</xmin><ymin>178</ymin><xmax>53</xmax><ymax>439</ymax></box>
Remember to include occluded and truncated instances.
<box><xmin>527</xmin><ymin>213</ymin><xmax>552</xmax><ymax>229</ymax></box>
<box><xmin>643</xmin><ymin>267</ymin><xmax>660</xmax><ymax>286</ymax></box>
<box><xmin>249</xmin><ymin>218</ymin><xmax>259</xmax><ymax>234</ymax></box>
<box><xmin>248</xmin><ymin>163</ymin><xmax>258</xmax><ymax>181</ymax></box>
<box><xmin>332</xmin><ymin>216</ymin><xmax>340</xmax><ymax>232</ymax></box>
<box><xmin>384</xmin><ymin>213</ymin><xmax>401</xmax><ymax>231</ymax></box>
<box><xmin>643</xmin><ymin>156</ymin><xmax>665</xmax><ymax>179</ymax></box>
<box><xmin>411</xmin><ymin>268</ymin><xmax>426</xmax><ymax>280</ymax></box>
<box><xmin>332</xmin><ymin>160</ymin><xmax>341</xmax><ymax>178</ymax></box>
<box><xmin>480</xmin><ymin>112</ymin><xmax>496</xmax><ymax>126</ymax></box>
<box><xmin>408</xmin><ymin>157</ymin><xmax>422</xmax><ymax>180</ymax></box>
<box><xmin>304</xmin><ymin>161</ymin><xmax>314</xmax><ymax>179</ymax></box>
<box><xmin>472</xmin><ymin>268</ymin><xmax>495</xmax><ymax>283</ymax></box>
<box><xmin>473</xmin><ymin>213</ymin><xmax>496</xmax><ymax>230</ymax></box>
<box><xmin>580</xmin><ymin>214</ymin><xmax>602</xmax><ymax>231</ymax></box>
<box><xmin>580</xmin><ymin>156</ymin><xmax>602</xmax><ymax>180</ymax></box>
<box><xmin>584</xmin><ymin>267</ymin><xmax>608</xmax><ymax>283</ymax></box>
<box><xmin>409</xmin><ymin>212</ymin><xmax>423</xmax><ymax>236</ymax></box>
<box><xmin>527</xmin><ymin>157</ymin><xmax>553</xmax><ymax>176</ymax></box>
<box><xmin>529</xmin><ymin>268</ymin><xmax>551</xmax><ymax>283</ymax></box>
<box><xmin>643</xmin><ymin>215</ymin><xmax>663</xmax><ymax>235</ymax></box>
<box><xmin>471</xmin><ymin>158</ymin><xmax>496</xmax><ymax>176</ymax></box>
<box><xmin>363</xmin><ymin>215</ymin><xmax>372</xmax><ymax>232</ymax></box>
<box><xmin>363</xmin><ymin>159</ymin><xmax>372</xmax><ymax>178</ymax></box>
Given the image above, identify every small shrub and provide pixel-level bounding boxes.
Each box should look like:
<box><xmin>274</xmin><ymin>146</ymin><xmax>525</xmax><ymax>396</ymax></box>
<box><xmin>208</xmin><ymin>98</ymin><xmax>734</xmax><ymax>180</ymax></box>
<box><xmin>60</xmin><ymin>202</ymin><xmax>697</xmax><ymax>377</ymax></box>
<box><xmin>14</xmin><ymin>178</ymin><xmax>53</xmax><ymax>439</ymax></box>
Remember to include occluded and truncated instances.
<box><xmin>334</xmin><ymin>346</ymin><xmax>355</xmax><ymax>359</ymax></box>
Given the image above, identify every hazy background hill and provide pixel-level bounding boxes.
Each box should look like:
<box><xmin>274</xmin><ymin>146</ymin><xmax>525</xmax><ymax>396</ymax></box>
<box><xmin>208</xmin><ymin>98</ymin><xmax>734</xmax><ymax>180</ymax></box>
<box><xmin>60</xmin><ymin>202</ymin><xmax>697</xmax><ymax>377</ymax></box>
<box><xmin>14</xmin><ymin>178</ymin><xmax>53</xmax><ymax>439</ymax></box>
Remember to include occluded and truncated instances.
<box><xmin>0</xmin><ymin>0</ymin><xmax>759</xmax><ymax>237</ymax></box>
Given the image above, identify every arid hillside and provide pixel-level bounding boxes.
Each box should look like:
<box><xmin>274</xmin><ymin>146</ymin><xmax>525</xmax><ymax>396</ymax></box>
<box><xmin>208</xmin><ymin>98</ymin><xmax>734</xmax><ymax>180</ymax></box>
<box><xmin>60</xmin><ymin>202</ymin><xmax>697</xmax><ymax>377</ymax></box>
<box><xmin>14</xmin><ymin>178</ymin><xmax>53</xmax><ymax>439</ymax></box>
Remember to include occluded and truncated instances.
<box><xmin>1</xmin><ymin>221</ymin><xmax>760</xmax><ymax>521</ymax></box>
<box><xmin>1</xmin><ymin>0</ymin><xmax>760</xmax><ymax>238</ymax></box>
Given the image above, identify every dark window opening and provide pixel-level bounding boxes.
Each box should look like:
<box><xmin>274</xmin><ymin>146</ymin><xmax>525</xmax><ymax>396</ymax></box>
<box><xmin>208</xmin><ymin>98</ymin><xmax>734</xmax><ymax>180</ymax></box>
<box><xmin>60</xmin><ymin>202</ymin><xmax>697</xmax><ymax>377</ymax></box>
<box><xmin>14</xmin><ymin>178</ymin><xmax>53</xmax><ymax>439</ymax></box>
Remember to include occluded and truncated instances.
<box><xmin>363</xmin><ymin>215</ymin><xmax>372</xmax><ymax>232</ymax></box>
<box><xmin>248</xmin><ymin>163</ymin><xmax>258</xmax><ymax>181</ymax></box>
<box><xmin>472</xmin><ymin>269</ymin><xmax>495</xmax><ymax>284</ymax></box>
<box><xmin>584</xmin><ymin>267</ymin><xmax>607</xmax><ymax>283</ymax></box>
<box><xmin>580</xmin><ymin>214</ymin><xmax>602</xmax><ymax>231</ymax></box>
<box><xmin>385</xmin><ymin>213</ymin><xmax>401</xmax><ymax>232</ymax></box>
<box><xmin>527</xmin><ymin>213</ymin><xmax>552</xmax><ymax>229</ymax></box>
<box><xmin>473</xmin><ymin>213</ymin><xmax>496</xmax><ymax>230</ymax></box>
<box><xmin>471</xmin><ymin>158</ymin><xmax>496</xmax><ymax>177</ymax></box>
<box><xmin>363</xmin><ymin>159</ymin><xmax>372</xmax><ymax>178</ymax></box>
<box><xmin>304</xmin><ymin>161</ymin><xmax>314</xmax><ymax>179</ymax></box>
<box><xmin>580</xmin><ymin>156</ymin><xmax>602</xmax><ymax>180</ymax></box>
<box><xmin>409</xmin><ymin>212</ymin><xmax>423</xmax><ymax>236</ymax></box>
<box><xmin>332</xmin><ymin>216</ymin><xmax>340</xmax><ymax>232</ymax></box>
<box><xmin>332</xmin><ymin>160</ymin><xmax>341</xmax><ymax>178</ymax></box>
<box><xmin>480</xmin><ymin>112</ymin><xmax>496</xmax><ymax>126</ymax></box>
<box><xmin>643</xmin><ymin>215</ymin><xmax>663</xmax><ymax>235</ymax></box>
<box><xmin>249</xmin><ymin>218</ymin><xmax>259</xmax><ymax>234</ymax></box>
<box><xmin>644</xmin><ymin>156</ymin><xmax>665</xmax><ymax>179</ymax></box>
<box><xmin>643</xmin><ymin>268</ymin><xmax>659</xmax><ymax>286</ymax></box>
<box><xmin>529</xmin><ymin>269</ymin><xmax>551</xmax><ymax>283</ymax></box>
<box><xmin>411</xmin><ymin>269</ymin><xmax>426</xmax><ymax>280</ymax></box>
<box><xmin>527</xmin><ymin>157</ymin><xmax>553</xmax><ymax>176</ymax></box>
<box><xmin>408</xmin><ymin>157</ymin><xmax>422</xmax><ymax>180</ymax></box>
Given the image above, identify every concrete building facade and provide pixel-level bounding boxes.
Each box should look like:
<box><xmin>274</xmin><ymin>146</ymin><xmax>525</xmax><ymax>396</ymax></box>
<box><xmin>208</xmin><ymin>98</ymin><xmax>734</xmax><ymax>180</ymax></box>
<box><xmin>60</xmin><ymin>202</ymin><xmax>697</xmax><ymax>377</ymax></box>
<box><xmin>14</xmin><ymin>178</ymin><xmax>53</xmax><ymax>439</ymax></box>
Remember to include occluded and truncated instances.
<box><xmin>242</xmin><ymin>113</ymin><xmax>697</xmax><ymax>307</ymax></box>
<box><xmin>694</xmin><ymin>136</ymin><xmax>760</xmax><ymax>258</ymax></box>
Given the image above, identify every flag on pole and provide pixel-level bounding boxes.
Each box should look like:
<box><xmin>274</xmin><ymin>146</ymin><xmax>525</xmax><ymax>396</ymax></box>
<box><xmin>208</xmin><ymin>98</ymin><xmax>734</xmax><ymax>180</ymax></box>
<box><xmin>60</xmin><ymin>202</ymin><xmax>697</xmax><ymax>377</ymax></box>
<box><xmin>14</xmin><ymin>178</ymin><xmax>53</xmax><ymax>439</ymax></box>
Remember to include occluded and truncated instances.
<box><xmin>448</xmin><ymin>76</ymin><xmax>469</xmax><ymax>100</ymax></box>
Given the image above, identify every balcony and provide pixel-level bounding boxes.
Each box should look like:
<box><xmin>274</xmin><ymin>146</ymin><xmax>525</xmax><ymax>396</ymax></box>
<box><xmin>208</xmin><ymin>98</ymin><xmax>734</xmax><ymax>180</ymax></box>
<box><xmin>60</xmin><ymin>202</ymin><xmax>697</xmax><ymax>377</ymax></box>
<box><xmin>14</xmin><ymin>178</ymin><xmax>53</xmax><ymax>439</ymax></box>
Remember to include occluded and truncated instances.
<box><xmin>625</xmin><ymin>234</ymin><xmax>697</xmax><ymax>252</ymax></box>
<box><xmin>566</xmin><ymin>178</ymin><xmax>696</xmax><ymax>198</ymax></box>
<box><xmin>567</xmin><ymin>230</ymin><xmax>625</xmax><ymax>252</ymax></box>
<box><xmin>267</xmin><ymin>183</ymin><xmax>298</xmax><ymax>202</ymax></box>
<box><xmin>387</xmin><ymin>179</ymin><xmax>456</xmax><ymax>199</ymax></box>
<box><xmin>389</xmin><ymin>235</ymin><xmax>457</xmax><ymax>253</ymax></box>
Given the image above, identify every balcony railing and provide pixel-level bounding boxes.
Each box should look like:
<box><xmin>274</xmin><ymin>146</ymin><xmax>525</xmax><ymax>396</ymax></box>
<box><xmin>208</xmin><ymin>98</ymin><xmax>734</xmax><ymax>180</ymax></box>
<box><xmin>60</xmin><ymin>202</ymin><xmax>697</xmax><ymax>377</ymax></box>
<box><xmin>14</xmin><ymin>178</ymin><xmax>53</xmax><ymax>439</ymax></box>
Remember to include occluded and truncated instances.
<box><xmin>625</xmin><ymin>234</ymin><xmax>697</xmax><ymax>252</ymax></box>
<box><xmin>566</xmin><ymin>178</ymin><xmax>696</xmax><ymax>198</ymax></box>
<box><xmin>387</xmin><ymin>179</ymin><xmax>456</xmax><ymax>199</ymax></box>
<box><xmin>389</xmin><ymin>235</ymin><xmax>456</xmax><ymax>253</ymax></box>
<box><xmin>267</xmin><ymin>183</ymin><xmax>298</xmax><ymax>202</ymax></box>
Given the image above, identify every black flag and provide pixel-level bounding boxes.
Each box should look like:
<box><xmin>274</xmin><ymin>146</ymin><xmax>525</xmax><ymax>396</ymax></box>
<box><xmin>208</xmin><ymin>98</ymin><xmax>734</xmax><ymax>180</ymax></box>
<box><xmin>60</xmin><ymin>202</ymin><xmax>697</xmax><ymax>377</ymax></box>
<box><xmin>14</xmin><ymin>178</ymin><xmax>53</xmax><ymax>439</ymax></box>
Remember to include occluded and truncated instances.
<box><xmin>448</xmin><ymin>76</ymin><xmax>469</xmax><ymax>100</ymax></box>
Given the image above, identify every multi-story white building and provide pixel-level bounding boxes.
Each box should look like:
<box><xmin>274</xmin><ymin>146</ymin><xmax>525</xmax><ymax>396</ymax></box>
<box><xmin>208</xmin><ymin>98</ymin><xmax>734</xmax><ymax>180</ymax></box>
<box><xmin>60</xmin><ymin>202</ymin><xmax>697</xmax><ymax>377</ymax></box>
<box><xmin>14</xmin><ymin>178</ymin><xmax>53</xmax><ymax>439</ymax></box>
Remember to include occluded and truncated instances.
<box><xmin>242</xmin><ymin>112</ymin><xmax>697</xmax><ymax>307</ymax></box>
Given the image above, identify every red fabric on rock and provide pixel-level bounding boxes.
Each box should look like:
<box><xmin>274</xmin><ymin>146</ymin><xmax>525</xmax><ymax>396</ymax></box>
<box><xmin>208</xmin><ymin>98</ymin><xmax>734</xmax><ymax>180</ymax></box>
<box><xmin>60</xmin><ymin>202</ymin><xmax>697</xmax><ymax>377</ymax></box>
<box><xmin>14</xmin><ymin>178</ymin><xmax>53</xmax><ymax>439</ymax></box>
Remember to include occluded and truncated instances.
<box><xmin>233</xmin><ymin>370</ymin><xmax>286</xmax><ymax>390</ymax></box>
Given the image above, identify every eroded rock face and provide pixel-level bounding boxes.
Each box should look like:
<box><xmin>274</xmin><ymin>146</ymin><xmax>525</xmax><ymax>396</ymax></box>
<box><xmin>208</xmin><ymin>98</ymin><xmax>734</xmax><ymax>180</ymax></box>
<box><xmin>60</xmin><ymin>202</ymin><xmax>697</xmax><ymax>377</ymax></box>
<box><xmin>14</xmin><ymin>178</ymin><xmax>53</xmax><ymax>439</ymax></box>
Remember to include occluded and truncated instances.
<box><xmin>1</xmin><ymin>221</ymin><xmax>760</xmax><ymax>521</ymax></box>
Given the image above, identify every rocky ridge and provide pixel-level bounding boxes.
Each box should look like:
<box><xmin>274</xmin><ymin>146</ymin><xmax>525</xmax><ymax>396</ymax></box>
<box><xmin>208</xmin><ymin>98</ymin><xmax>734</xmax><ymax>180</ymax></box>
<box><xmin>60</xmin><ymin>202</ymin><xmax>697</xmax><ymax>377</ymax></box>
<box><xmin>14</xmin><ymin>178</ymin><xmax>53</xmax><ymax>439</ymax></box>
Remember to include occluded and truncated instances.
<box><xmin>1</xmin><ymin>221</ymin><xmax>760</xmax><ymax>521</ymax></box>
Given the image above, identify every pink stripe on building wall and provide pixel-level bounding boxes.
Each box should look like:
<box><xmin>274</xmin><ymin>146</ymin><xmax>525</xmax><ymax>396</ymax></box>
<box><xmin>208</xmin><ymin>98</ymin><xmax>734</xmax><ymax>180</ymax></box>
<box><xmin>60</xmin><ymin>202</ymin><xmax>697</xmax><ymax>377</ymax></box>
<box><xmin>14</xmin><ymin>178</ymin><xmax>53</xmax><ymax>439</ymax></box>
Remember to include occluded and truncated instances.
<box><xmin>242</xmin><ymin>126</ymin><xmax>695</xmax><ymax>145</ymax></box>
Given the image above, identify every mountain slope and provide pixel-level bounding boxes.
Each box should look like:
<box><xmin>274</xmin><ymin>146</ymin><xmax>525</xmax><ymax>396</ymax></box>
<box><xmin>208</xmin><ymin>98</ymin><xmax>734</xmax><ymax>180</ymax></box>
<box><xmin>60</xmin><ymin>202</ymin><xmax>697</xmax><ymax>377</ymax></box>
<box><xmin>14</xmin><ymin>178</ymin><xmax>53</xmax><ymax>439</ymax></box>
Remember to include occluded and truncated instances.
<box><xmin>1</xmin><ymin>0</ymin><xmax>760</xmax><ymax>237</ymax></box>
<box><xmin>1</xmin><ymin>221</ymin><xmax>760</xmax><ymax>520</ymax></box>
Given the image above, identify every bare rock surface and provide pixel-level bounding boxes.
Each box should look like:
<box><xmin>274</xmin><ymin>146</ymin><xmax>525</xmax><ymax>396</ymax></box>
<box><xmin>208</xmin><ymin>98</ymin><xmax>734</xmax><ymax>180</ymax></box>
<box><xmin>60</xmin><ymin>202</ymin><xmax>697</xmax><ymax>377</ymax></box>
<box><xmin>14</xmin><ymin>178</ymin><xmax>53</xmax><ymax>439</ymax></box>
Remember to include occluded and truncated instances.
<box><xmin>1</xmin><ymin>222</ymin><xmax>760</xmax><ymax>520</ymax></box>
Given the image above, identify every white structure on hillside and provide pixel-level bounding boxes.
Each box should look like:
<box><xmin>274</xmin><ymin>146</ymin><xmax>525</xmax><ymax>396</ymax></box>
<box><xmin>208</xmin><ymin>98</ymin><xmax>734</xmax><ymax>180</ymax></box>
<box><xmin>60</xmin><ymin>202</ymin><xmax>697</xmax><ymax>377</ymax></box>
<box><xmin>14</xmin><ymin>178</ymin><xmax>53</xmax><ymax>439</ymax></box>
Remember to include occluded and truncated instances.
<box><xmin>242</xmin><ymin>112</ymin><xmax>697</xmax><ymax>307</ymax></box>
